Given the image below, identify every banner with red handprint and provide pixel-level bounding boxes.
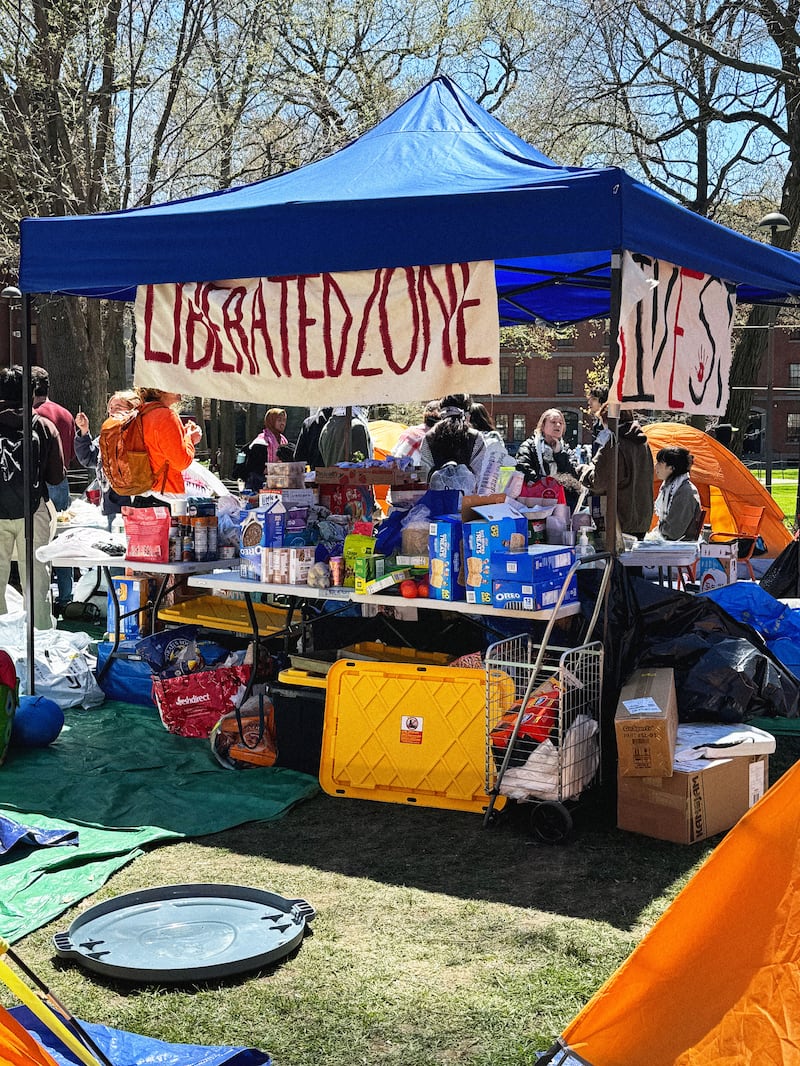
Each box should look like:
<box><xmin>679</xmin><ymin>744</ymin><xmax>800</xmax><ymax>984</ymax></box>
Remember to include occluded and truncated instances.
<box><xmin>612</xmin><ymin>251</ymin><xmax>736</xmax><ymax>415</ymax></box>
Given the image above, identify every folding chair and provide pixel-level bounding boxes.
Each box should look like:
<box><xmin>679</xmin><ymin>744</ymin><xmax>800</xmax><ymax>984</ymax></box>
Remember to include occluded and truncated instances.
<box><xmin>708</xmin><ymin>504</ymin><xmax>765</xmax><ymax>581</ymax></box>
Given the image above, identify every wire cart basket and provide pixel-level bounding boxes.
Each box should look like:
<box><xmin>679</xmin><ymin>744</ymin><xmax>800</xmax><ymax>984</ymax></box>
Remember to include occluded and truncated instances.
<box><xmin>483</xmin><ymin>555</ymin><xmax>610</xmax><ymax>841</ymax></box>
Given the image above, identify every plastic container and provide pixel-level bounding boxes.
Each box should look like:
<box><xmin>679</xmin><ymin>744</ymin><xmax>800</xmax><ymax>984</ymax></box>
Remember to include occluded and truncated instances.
<box><xmin>320</xmin><ymin>659</ymin><xmax>512</xmax><ymax>813</ymax></box>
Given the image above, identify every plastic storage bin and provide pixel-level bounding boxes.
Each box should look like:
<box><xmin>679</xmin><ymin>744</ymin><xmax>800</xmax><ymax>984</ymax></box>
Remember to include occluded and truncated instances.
<box><xmin>320</xmin><ymin>659</ymin><xmax>513</xmax><ymax>813</ymax></box>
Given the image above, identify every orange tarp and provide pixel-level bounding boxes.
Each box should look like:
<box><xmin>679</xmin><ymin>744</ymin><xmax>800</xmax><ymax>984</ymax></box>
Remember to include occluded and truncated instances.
<box><xmin>560</xmin><ymin>758</ymin><xmax>800</xmax><ymax>1065</ymax></box>
<box><xmin>643</xmin><ymin>423</ymin><xmax>792</xmax><ymax>557</ymax></box>
<box><xmin>0</xmin><ymin>1005</ymin><xmax>60</xmax><ymax>1066</ymax></box>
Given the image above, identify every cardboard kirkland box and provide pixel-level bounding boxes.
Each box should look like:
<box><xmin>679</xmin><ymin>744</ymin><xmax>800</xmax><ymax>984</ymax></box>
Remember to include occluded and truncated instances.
<box><xmin>618</xmin><ymin>753</ymin><xmax>769</xmax><ymax>844</ymax></box>
<box><xmin>615</xmin><ymin>667</ymin><xmax>678</xmax><ymax>777</ymax></box>
<box><xmin>107</xmin><ymin>577</ymin><xmax>156</xmax><ymax>640</ymax></box>
<box><xmin>697</xmin><ymin>541</ymin><xmax>738</xmax><ymax>592</ymax></box>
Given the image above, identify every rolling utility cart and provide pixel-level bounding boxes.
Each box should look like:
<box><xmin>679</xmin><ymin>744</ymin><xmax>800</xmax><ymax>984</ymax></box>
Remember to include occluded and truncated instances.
<box><xmin>483</xmin><ymin>554</ymin><xmax>611</xmax><ymax>842</ymax></box>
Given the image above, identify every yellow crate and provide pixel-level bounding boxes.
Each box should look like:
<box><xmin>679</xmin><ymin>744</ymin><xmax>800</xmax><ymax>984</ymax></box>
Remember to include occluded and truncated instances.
<box><xmin>157</xmin><ymin>594</ymin><xmax>288</xmax><ymax>636</ymax></box>
<box><xmin>337</xmin><ymin>642</ymin><xmax>454</xmax><ymax>667</ymax></box>
<box><xmin>321</xmin><ymin>659</ymin><xmax>512</xmax><ymax>814</ymax></box>
<box><xmin>277</xmin><ymin>667</ymin><xmax>328</xmax><ymax>690</ymax></box>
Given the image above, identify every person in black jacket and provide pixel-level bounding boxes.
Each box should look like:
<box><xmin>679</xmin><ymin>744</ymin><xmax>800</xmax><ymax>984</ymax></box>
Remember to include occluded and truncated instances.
<box><xmin>293</xmin><ymin>407</ymin><xmax>333</xmax><ymax>470</ymax></box>
<box><xmin>0</xmin><ymin>365</ymin><xmax>65</xmax><ymax>629</ymax></box>
<box><xmin>516</xmin><ymin>408</ymin><xmax>583</xmax><ymax>507</ymax></box>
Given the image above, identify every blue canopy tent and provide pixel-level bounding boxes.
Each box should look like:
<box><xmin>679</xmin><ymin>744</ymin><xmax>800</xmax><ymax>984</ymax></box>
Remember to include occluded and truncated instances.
<box><xmin>11</xmin><ymin>75</ymin><xmax>800</xmax><ymax>694</ymax></box>
<box><xmin>18</xmin><ymin>75</ymin><xmax>800</xmax><ymax>317</ymax></box>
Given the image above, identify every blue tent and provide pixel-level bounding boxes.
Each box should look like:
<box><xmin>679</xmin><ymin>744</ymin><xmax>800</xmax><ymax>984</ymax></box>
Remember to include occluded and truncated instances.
<box><xmin>18</xmin><ymin>76</ymin><xmax>800</xmax><ymax>321</ymax></box>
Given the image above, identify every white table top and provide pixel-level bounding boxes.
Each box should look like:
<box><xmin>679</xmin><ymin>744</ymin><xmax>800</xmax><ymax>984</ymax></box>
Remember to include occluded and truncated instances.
<box><xmin>618</xmin><ymin>545</ymin><xmax>699</xmax><ymax>567</ymax></box>
<box><xmin>53</xmin><ymin>555</ymin><xmax>239</xmax><ymax>573</ymax></box>
<box><xmin>187</xmin><ymin>571</ymin><xmax>581</xmax><ymax>621</ymax></box>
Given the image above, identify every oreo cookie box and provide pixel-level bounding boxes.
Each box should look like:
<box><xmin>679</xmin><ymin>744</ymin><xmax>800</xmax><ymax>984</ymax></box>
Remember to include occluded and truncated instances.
<box><xmin>239</xmin><ymin>498</ymin><xmax>286</xmax><ymax>580</ymax></box>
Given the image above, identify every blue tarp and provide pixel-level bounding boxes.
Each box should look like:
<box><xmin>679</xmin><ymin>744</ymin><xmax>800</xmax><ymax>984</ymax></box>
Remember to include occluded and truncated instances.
<box><xmin>19</xmin><ymin>77</ymin><xmax>800</xmax><ymax>319</ymax></box>
<box><xmin>702</xmin><ymin>583</ymin><xmax>800</xmax><ymax>678</ymax></box>
<box><xmin>10</xmin><ymin>1006</ymin><xmax>271</xmax><ymax>1066</ymax></box>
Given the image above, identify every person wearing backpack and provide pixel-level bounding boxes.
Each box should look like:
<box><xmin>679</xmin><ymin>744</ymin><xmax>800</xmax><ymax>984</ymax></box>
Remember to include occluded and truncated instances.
<box><xmin>417</xmin><ymin>394</ymin><xmax>485</xmax><ymax>488</ymax></box>
<box><xmin>131</xmin><ymin>388</ymin><xmax>201</xmax><ymax>498</ymax></box>
<box><xmin>0</xmin><ymin>365</ymin><xmax>65</xmax><ymax>629</ymax></box>
<box><xmin>100</xmin><ymin>388</ymin><xmax>201</xmax><ymax>504</ymax></box>
<box><xmin>75</xmin><ymin>390</ymin><xmax>140</xmax><ymax>526</ymax></box>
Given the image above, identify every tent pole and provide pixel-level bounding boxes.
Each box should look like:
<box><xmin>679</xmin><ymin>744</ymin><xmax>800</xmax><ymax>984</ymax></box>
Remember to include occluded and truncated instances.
<box><xmin>21</xmin><ymin>294</ymin><xmax>36</xmax><ymax>695</ymax></box>
<box><xmin>605</xmin><ymin>252</ymin><xmax>622</xmax><ymax>555</ymax></box>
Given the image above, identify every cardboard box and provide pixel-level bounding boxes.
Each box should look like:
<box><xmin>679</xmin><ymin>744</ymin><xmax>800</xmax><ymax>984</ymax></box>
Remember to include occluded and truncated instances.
<box><xmin>107</xmin><ymin>577</ymin><xmax>156</xmax><ymax>640</ymax></box>
<box><xmin>491</xmin><ymin>575</ymin><xmax>578</xmax><ymax>611</ymax></box>
<box><xmin>428</xmin><ymin>516</ymin><xmax>464</xmax><ymax>601</ymax></box>
<box><xmin>697</xmin><ymin>541</ymin><xmax>738</xmax><ymax>592</ymax></box>
<box><xmin>617</xmin><ymin>753</ymin><xmax>769</xmax><ymax>844</ymax></box>
<box><xmin>615</xmin><ymin>668</ymin><xmax>678</xmax><ymax>777</ymax></box>
<box><xmin>490</xmin><ymin>545</ymin><xmax>575</xmax><ymax>582</ymax></box>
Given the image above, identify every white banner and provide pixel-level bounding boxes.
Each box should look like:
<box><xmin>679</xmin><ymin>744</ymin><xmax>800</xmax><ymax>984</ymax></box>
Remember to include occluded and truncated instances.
<box><xmin>134</xmin><ymin>261</ymin><xmax>500</xmax><ymax>405</ymax></box>
<box><xmin>612</xmin><ymin>251</ymin><xmax>736</xmax><ymax>415</ymax></box>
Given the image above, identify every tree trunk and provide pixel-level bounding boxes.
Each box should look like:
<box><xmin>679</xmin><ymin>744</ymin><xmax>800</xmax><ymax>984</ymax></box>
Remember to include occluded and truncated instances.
<box><xmin>34</xmin><ymin>293</ymin><xmax>108</xmax><ymax>445</ymax></box>
<box><xmin>725</xmin><ymin>306</ymin><xmax>771</xmax><ymax>459</ymax></box>
<box><xmin>219</xmin><ymin>400</ymin><xmax>236</xmax><ymax>477</ymax></box>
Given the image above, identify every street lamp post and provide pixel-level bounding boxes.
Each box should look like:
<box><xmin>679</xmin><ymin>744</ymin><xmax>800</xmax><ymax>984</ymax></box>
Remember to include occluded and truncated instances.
<box><xmin>757</xmin><ymin>212</ymin><xmax>791</xmax><ymax>494</ymax></box>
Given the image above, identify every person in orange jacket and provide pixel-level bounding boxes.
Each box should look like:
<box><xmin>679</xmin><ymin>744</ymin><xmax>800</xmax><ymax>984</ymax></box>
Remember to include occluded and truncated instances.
<box><xmin>132</xmin><ymin>388</ymin><xmax>202</xmax><ymax>496</ymax></box>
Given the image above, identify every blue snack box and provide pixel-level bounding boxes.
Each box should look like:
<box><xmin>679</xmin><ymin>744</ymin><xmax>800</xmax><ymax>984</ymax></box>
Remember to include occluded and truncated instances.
<box><xmin>490</xmin><ymin>544</ymin><xmax>576</xmax><ymax>582</ymax></box>
<box><xmin>463</xmin><ymin>516</ymin><xmax>528</xmax><ymax>605</ymax></box>
<box><xmin>428</xmin><ymin>516</ymin><xmax>464</xmax><ymax>601</ymax></box>
<box><xmin>492</xmin><ymin>574</ymin><xmax>578</xmax><ymax>611</ymax></box>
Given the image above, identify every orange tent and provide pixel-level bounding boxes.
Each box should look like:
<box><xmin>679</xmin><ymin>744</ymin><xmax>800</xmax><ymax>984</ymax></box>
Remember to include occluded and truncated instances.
<box><xmin>643</xmin><ymin>422</ymin><xmax>792</xmax><ymax>557</ymax></box>
<box><xmin>0</xmin><ymin>1005</ymin><xmax>60</xmax><ymax>1066</ymax></box>
<box><xmin>369</xmin><ymin>419</ymin><xmax>409</xmax><ymax>515</ymax></box>
<box><xmin>556</xmin><ymin>757</ymin><xmax>800</xmax><ymax>1065</ymax></box>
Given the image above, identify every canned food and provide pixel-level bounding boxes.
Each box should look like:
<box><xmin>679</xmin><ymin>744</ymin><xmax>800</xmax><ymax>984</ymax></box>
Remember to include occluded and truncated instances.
<box><xmin>329</xmin><ymin>556</ymin><xmax>344</xmax><ymax>586</ymax></box>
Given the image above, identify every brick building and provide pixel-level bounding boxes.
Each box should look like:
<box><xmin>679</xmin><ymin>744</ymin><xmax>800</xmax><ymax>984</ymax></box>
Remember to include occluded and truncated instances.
<box><xmin>475</xmin><ymin>320</ymin><xmax>800</xmax><ymax>466</ymax></box>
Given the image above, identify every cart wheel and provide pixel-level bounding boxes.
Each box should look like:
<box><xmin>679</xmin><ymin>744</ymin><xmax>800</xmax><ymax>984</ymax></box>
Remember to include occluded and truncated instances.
<box><xmin>530</xmin><ymin>801</ymin><xmax>572</xmax><ymax>844</ymax></box>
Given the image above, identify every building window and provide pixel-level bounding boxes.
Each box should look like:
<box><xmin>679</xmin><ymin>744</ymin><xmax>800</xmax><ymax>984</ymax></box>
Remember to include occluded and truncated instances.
<box><xmin>790</xmin><ymin>363</ymin><xmax>800</xmax><ymax>388</ymax></box>
<box><xmin>499</xmin><ymin>365</ymin><xmax>510</xmax><ymax>394</ymax></box>
<box><xmin>789</xmin><ymin>329</ymin><xmax>800</xmax><ymax>342</ymax></box>
<box><xmin>563</xmin><ymin>411</ymin><xmax>579</xmax><ymax>449</ymax></box>
<box><xmin>555</xmin><ymin>334</ymin><xmax>573</xmax><ymax>348</ymax></box>
<box><xmin>512</xmin><ymin>414</ymin><xmax>527</xmax><ymax>441</ymax></box>
<box><xmin>495</xmin><ymin>413</ymin><xmax>509</xmax><ymax>440</ymax></box>
<box><xmin>788</xmin><ymin>413</ymin><xmax>800</xmax><ymax>443</ymax></box>
<box><xmin>557</xmin><ymin>365</ymin><xmax>573</xmax><ymax>395</ymax></box>
<box><xmin>513</xmin><ymin>363</ymin><xmax>527</xmax><ymax>394</ymax></box>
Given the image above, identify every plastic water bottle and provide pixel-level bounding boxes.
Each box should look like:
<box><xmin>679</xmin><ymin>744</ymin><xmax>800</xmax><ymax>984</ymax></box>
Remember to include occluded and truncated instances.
<box><xmin>111</xmin><ymin>514</ymin><xmax>125</xmax><ymax>537</ymax></box>
<box><xmin>577</xmin><ymin>528</ymin><xmax>592</xmax><ymax>560</ymax></box>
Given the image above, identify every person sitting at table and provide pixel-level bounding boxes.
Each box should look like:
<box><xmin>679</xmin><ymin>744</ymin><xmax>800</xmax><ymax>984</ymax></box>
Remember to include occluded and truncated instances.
<box><xmin>515</xmin><ymin>408</ymin><xmax>584</xmax><ymax>508</ymax></box>
<box><xmin>75</xmin><ymin>390</ymin><xmax>140</xmax><ymax>528</ymax></box>
<box><xmin>243</xmin><ymin>408</ymin><xmax>289</xmax><ymax>492</ymax></box>
<box><xmin>417</xmin><ymin>394</ymin><xmax>486</xmax><ymax>492</ymax></box>
<box><xmin>647</xmin><ymin>446</ymin><xmax>702</xmax><ymax>542</ymax></box>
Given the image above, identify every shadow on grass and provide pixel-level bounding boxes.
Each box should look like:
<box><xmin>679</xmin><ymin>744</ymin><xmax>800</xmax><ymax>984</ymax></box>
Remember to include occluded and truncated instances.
<box><xmin>196</xmin><ymin>734</ymin><xmax>800</xmax><ymax>933</ymax></box>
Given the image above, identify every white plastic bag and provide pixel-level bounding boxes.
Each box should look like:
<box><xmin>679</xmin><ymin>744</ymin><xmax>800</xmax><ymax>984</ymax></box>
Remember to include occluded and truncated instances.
<box><xmin>0</xmin><ymin>604</ymin><xmax>104</xmax><ymax>707</ymax></box>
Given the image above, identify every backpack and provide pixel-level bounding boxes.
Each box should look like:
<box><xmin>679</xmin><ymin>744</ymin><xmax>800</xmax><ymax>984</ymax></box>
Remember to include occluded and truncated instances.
<box><xmin>99</xmin><ymin>403</ymin><xmax>168</xmax><ymax>496</ymax></box>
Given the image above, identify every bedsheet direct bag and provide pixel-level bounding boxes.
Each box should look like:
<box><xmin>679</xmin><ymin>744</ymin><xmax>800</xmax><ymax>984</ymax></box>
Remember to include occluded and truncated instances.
<box><xmin>152</xmin><ymin>665</ymin><xmax>251</xmax><ymax>738</ymax></box>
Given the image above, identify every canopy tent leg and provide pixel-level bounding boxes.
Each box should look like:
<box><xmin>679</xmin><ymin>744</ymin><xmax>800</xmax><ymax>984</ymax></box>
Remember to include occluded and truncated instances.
<box><xmin>21</xmin><ymin>294</ymin><xmax>36</xmax><ymax>695</ymax></box>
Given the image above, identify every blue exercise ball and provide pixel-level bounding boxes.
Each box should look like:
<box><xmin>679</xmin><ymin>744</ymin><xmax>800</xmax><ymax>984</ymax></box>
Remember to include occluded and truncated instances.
<box><xmin>12</xmin><ymin>695</ymin><xmax>64</xmax><ymax>747</ymax></box>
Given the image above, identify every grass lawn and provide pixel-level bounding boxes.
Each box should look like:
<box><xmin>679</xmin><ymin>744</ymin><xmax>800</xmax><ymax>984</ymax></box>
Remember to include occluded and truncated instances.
<box><xmin>747</xmin><ymin>466</ymin><xmax>798</xmax><ymax>525</ymax></box>
<box><xmin>6</xmin><ymin>736</ymin><xmax>800</xmax><ymax>1066</ymax></box>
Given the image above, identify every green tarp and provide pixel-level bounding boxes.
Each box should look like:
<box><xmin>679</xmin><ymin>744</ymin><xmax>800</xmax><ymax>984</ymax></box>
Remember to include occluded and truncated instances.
<box><xmin>0</xmin><ymin>701</ymin><xmax>319</xmax><ymax>942</ymax></box>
